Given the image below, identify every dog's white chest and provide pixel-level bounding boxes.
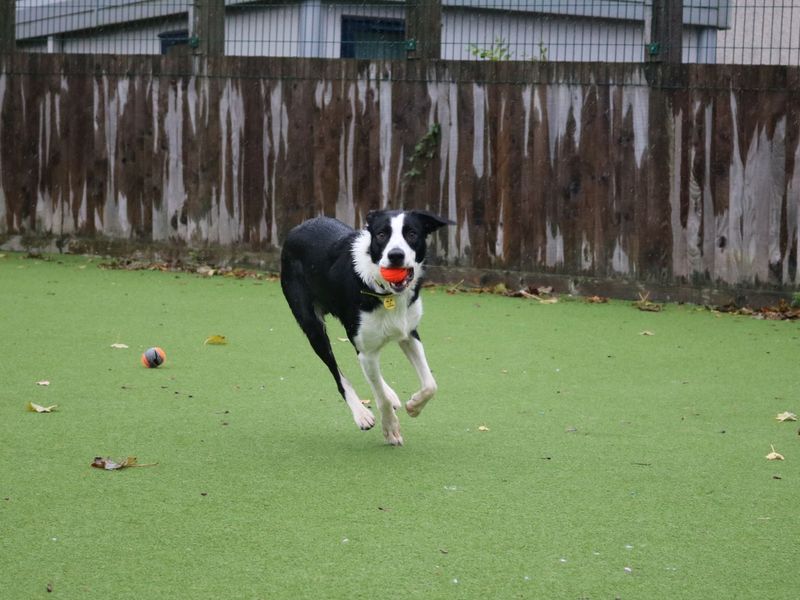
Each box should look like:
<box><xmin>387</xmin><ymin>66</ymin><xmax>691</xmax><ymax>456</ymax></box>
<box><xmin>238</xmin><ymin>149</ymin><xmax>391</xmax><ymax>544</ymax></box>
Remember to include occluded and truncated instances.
<box><xmin>355</xmin><ymin>298</ymin><xmax>423</xmax><ymax>352</ymax></box>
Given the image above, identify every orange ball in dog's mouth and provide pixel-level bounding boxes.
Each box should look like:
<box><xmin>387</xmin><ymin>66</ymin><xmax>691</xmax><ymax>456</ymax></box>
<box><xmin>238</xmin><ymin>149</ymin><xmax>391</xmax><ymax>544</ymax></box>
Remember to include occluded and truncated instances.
<box><xmin>380</xmin><ymin>267</ymin><xmax>412</xmax><ymax>285</ymax></box>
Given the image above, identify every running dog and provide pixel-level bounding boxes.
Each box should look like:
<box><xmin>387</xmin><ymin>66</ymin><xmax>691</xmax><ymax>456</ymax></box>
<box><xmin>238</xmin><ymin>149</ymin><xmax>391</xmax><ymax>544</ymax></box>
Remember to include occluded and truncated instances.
<box><xmin>280</xmin><ymin>209</ymin><xmax>452</xmax><ymax>445</ymax></box>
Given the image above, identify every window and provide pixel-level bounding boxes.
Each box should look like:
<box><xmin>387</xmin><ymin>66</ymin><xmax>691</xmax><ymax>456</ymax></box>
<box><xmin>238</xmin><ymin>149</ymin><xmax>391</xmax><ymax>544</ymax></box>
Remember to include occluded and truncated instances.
<box><xmin>158</xmin><ymin>29</ymin><xmax>189</xmax><ymax>55</ymax></box>
<box><xmin>341</xmin><ymin>17</ymin><xmax>406</xmax><ymax>59</ymax></box>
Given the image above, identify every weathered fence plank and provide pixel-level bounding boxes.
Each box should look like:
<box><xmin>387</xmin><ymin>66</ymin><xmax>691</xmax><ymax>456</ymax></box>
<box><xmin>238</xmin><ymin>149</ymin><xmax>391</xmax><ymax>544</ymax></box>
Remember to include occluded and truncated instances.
<box><xmin>1</xmin><ymin>55</ymin><xmax>799</xmax><ymax>298</ymax></box>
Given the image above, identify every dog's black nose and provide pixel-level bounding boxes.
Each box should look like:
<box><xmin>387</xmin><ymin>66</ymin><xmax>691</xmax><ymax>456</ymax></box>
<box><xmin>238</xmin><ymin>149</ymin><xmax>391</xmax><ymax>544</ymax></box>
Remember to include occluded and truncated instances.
<box><xmin>387</xmin><ymin>248</ymin><xmax>405</xmax><ymax>266</ymax></box>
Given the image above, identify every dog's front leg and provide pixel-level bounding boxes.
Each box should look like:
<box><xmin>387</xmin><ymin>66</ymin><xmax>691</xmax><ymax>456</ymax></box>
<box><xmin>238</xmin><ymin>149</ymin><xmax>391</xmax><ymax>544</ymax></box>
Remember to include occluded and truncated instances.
<box><xmin>358</xmin><ymin>351</ymin><xmax>403</xmax><ymax>446</ymax></box>
<box><xmin>399</xmin><ymin>335</ymin><xmax>437</xmax><ymax>418</ymax></box>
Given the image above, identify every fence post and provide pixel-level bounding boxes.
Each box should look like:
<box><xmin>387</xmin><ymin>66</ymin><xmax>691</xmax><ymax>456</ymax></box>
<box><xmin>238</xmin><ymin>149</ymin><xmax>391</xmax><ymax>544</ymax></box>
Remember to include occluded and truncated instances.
<box><xmin>190</xmin><ymin>0</ymin><xmax>225</xmax><ymax>57</ymax></box>
<box><xmin>406</xmin><ymin>0</ymin><xmax>442</xmax><ymax>59</ymax></box>
<box><xmin>647</xmin><ymin>0</ymin><xmax>683</xmax><ymax>63</ymax></box>
<box><xmin>0</xmin><ymin>0</ymin><xmax>15</xmax><ymax>54</ymax></box>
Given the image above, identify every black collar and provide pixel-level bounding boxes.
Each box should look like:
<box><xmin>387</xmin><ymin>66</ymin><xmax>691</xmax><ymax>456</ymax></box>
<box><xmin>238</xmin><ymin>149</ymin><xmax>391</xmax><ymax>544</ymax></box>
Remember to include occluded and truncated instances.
<box><xmin>360</xmin><ymin>288</ymin><xmax>394</xmax><ymax>300</ymax></box>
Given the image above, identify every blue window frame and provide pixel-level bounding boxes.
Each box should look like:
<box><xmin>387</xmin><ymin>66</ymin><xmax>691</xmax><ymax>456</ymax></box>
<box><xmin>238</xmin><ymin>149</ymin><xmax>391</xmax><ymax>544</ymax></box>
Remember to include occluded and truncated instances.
<box><xmin>341</xmin><ymin>16</ymin><xmax>406</xmax><ymax>59</ymax></box>
<box><xmin>158</xmin><ymin>29</ymin><xmax>189</xmax><ymax>55</ymax></box>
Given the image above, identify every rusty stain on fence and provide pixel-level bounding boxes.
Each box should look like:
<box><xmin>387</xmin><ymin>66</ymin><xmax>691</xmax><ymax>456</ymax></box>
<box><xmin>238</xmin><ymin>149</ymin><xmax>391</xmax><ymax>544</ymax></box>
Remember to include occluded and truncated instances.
<box><xmin>1</xmin><ymin>55</ymin><xmax>798</xmax><ymax>290</ymax></box>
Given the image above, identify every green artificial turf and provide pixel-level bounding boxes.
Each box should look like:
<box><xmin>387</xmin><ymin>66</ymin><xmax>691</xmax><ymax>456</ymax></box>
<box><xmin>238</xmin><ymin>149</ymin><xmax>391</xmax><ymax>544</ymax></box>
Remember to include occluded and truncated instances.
<box><xmin>1</xmin><ymin>252</ymin><xmax>799</xmax><ymax>599</ymax></box>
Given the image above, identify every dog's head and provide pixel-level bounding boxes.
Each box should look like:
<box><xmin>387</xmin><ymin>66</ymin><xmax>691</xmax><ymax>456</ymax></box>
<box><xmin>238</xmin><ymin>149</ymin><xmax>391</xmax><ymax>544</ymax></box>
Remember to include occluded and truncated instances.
<box><xmin>352</xmin><ymin>210</ymin><xmax>453</xmax><ymax>293</ymax></box>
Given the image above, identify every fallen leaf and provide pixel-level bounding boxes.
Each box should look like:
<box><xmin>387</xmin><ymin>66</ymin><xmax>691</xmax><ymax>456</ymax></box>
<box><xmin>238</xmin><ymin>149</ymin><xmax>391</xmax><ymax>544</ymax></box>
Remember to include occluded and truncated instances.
<box><xmin>633</xmin><ymin>292</ymin><xmax>662</xmax><ymax>312</ymax></box>
<box><xmin>766</xmin><ymin>445</ymin><xmax>785</xmax><ymax>461</ymax></box>
<box><xmin>506</xmin><ymin>287</ymin><xmax>559</xmax><ymax>303</ymax></box>
<box><xmin>28</xmin><ymin>402</ymin><xmax>58</xmax><ymax>413</ymax></box>
<box><xmin>586</xmin><ymin>295</ymin><xmax>609</xmax><ymax>304</ymax></box>
<box><xmin>36</xmin><ymin>380</ymin><xmax>50</xmax><ymax>386</ymax></box>
<box><xmin>477</xmin><ymin>425</ymin><xmax>490</xmax><ymax>432</ymax></box>
<box><xmin>492</xmin><ymin>283</ymin><xmax>508</xmax><ymax>295</ymax></box>
<box><xmin>110</xmin><ymin>343</ymin><xmax>129</xmax><ymax>349</ymax></box>
<box><xmin>91</xmin><ymin>456</ymin><xmax>158</xmax><ymax>470</ymax></box>
<box><xmin>446</xmin><ymin>280</ymin><xmax>464</xmax><ymax>294</ymax></box>
<box><xmin>776</xmin><ymin>411</ymin><xmax>797</xmax><ymax>422</ymax></box>
<box><xmin>204</xmin><ymin>335</ymin><xmax>228</xmax><ymax>345</ymax></box>
<box><xmin>360</xmin><ymin>399</ymin><xmax>371</xmax><ymax>406</ymax></box>
<box><xmin>639</xmin><ymin>330</ymin><xmax>655</xmax><ymax>336</ymax></box>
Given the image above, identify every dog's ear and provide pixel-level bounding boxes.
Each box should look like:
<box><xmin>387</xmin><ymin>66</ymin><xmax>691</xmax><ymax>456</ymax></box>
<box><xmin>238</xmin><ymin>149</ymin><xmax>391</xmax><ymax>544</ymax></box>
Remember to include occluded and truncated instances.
<box><xmin>410</xmin><ymin>211</ymin><xmax>455</xmax><ymax>235</ymax></box>
<box><xmin>365</xmin><ymin>210</ymin><xmax>379</xmax><ymax>230</ymax></box>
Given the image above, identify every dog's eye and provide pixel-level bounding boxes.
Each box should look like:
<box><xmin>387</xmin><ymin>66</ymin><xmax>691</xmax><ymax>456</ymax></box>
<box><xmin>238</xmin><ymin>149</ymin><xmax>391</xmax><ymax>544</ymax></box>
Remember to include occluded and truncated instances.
<box><xmin>375</xmin><ymin>231</ymin><xmax>388</xmax><ymax>242</ymax></box>
<box><xmin>405</xmin><ymin>230</ymin><xmax>418</xmax><ymax>243</ymax></box>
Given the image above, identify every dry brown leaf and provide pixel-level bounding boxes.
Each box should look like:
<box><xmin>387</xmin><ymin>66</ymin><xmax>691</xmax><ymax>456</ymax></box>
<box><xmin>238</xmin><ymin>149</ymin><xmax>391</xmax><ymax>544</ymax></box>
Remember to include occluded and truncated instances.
<box><xmin>446</xmin><ymin>280</ymin><xmax>465</xmax><ymax>295</ymax></box>
<box><xmin>28</xmin><ymin>402</ymin><xmax>58</xmax><ymax>413</ymax></box>
<box><xmin>91</xmin><ymin>456</ymin><xmax>158</xmax><ymax>470</ymax></box>
<box><xmin>204</xmin><ymin>335</ymin><xmax>228</xmax><ymax>345</ymax></box>
<box><xmin>766</xmin><ymin>445</ymin><xmax>785</xmax><ymax>461</ymax></box>
<box><xmin>478</xmin><ymin>425</ymin><xmax>490</xmax><ymax>432</ymax></box>
<box><xmin>110</xmin><ymin>343</ymin><xmax>129</xmax><ymax>349</ymax></box>
<box><xmin>633</xmin><ymin>292</ymin><xmax>662</xmax><ymax>312</ymax></box>
<box><xmin>586</xmin><ymin>295</ymin><xmax>609</xmax><ymax>304</ymax></box>
<box><xmin>776</xmin><ymin>411</ymin><xmax>797</xmax><ymax>422</ymax></box>
<box><xmin>36</xmin><ymin>380</ymin><xmax>50</xmax><ymax>386</ymax></box>
<box><xmin>507</xmin><ymin>288</ymin><xmax>558</xmax><ymax>303</ymax></box>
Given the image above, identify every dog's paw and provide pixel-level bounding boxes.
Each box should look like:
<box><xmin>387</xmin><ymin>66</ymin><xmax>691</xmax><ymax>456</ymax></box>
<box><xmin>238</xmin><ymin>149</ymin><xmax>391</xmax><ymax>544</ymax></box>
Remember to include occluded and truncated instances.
<box><xmin>406</xmin><ymin>385</ymin><xmax>435</xmax><ymax>417</ymax></box>
<box><xmin>352</xmin><ymin>404</ymin><xmax>376</xmax><ymax>430</ymax></box>
<box><xmin>383</xmin><ymin>421</ymin><xmax>404</xmax><ymax>446</ymax></box>
<box><xmin>405</xmin><ymin>399</ymin><xmax>422</xmax><ymax>418</ymax></box>
<box><xmin>385</xmin><ymin>431</ymin><xmax>404</xmax><ymax>446</ymax></box>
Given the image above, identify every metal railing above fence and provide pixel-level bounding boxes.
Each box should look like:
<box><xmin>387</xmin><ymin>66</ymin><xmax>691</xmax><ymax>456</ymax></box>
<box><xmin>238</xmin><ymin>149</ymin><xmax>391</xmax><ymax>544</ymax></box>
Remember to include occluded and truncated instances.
<box><xmin>8</xmin><ymin>1</ymin><xmax>800</xmax><ymax>66</ymax></box>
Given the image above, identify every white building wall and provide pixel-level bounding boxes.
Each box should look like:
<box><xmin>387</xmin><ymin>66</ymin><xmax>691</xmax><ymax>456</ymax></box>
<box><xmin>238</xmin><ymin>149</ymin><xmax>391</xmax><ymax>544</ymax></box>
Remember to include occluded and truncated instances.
<box><xmin>226</xmin><ymin>6</ymin><xmax>302</xmax><ymax>57</ymax></box>
<box><xmin>442</xmin><ymin>10</ymin><xmax>646</xmax><ymax>62</ymax></box>
<box><xmin>716</xmin><ymin>0</ymin><xmax>800</xmax><ymax>65</ymax></box>
<box><xmin>16</xmin><ymin>2</ymin><xmax>742</xmax><ymax>64</ymax></box>
<box><xmin>60</xmin><ymin>20</ymin><xmax>182</xmax><ymax>55</ymax></box>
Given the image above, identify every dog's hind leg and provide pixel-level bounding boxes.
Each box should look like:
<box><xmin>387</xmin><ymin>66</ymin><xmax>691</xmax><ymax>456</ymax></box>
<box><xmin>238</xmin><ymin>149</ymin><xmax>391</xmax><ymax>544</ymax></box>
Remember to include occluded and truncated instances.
<box><xmin>399</xmin><ymin>333</ymin><xmax>438</xmax><ymax>418</ymax></box>
<box><xmin>358</xmin><ymin>351</ymin><xmax>403</xmax><ymax>446</ymax></box>
<box><xmin>281</xmin><ymin>270</ymin><xmax>375</xmax><ymax>430</ymax></box>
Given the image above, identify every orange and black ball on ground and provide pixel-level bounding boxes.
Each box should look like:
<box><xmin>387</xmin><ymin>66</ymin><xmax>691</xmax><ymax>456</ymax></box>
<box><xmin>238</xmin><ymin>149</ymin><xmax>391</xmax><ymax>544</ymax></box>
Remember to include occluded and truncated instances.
<box><xmin>141</xmin><ymin>347</ymin><xmax>166</xmax><ymax>368</ymax></box>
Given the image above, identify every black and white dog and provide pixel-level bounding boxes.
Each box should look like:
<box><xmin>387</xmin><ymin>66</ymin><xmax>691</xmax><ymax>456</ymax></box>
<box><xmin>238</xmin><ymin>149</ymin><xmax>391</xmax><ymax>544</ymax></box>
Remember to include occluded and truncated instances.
<box><xmin>280</xmin><ymin>210</ymin><xmax>452</xmax><ymax>445</ymax></box>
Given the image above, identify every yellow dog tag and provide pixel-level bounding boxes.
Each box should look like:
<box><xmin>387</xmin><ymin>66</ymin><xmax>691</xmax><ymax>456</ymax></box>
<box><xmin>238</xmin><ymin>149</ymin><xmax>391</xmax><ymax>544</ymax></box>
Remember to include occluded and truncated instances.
<box><xmin>383</xmin><ymin>297</ymin><xmax>396</xmax><ymax>310</ymax></box>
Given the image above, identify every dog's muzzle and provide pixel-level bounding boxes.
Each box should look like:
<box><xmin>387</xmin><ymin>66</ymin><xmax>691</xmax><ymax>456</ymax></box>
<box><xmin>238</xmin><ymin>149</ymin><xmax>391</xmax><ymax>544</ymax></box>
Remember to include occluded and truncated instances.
<box><xmin>380</xmin><ymin>267</ymin><xmax>414</xmax><ymax>292</ymax></box>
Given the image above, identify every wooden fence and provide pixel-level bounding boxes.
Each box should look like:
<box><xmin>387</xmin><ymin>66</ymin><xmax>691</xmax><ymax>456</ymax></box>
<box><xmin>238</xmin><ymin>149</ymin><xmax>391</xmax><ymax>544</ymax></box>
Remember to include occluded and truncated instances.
<box><xmin>1</xmin><ymin>54</ymin><xmax>799</xmax><ymax>301</ymax></box>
